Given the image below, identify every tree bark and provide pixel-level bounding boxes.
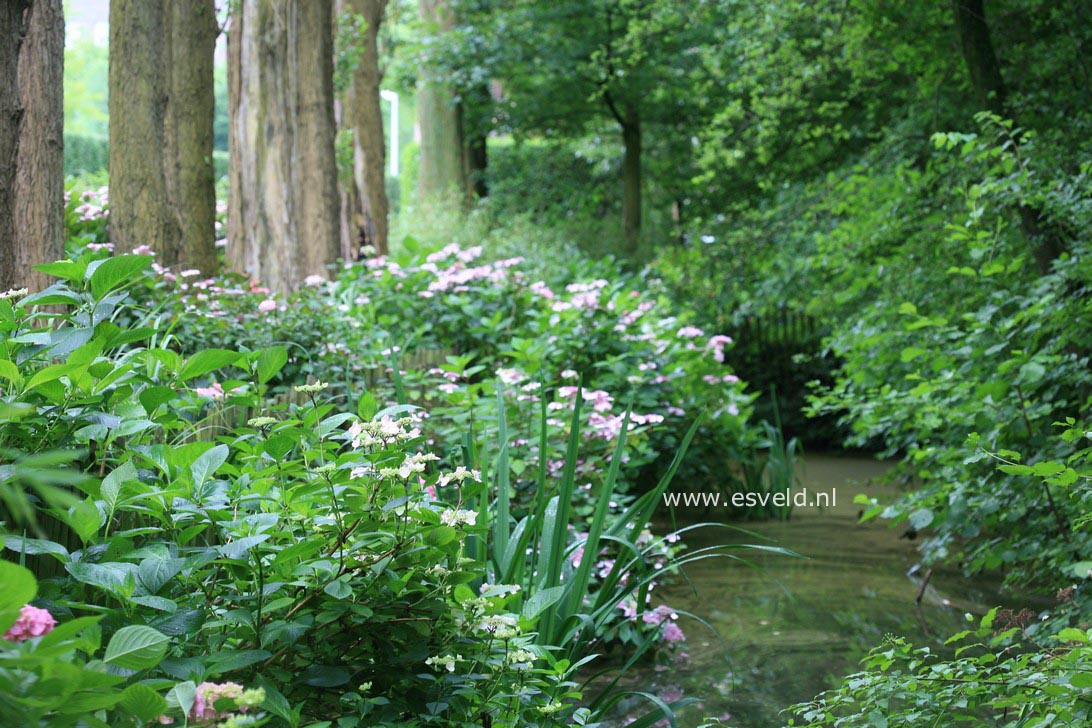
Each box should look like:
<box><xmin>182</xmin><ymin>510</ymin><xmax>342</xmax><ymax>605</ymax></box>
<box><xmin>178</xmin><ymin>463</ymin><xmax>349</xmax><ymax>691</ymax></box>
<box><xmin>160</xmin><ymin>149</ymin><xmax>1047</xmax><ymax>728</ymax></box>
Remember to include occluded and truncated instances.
<box><xmin>228</xmin><ymin>0</ymin><xmax>341</xmax><ymax>292</ymax></box>
<box><xmin>109</xmin><ymin>0</ymin><xmax>178</xmax><ymax>261</ymax></box>
<box><xmin>416</xmin><ymin>0</ymin><xmax>465</xmax><ymax>203</ymax></box>
<box><xmin>0</xmin><ymin>0</ymin><xmax>63</xmax><ymax>294</ymax></box>
<box><xmin>344</xmin><ymin>0</ymin><xmax>390</xmax><ymax>255</ymax></box>
<box><xmin>952</xmin><ymin>0</ymin><xmax>1006</xmax><ymax>115</ymax></box>
<box><xmin>621</xmin><ymin>116</ymin><xmax>641</xmax><ymax>256</ymax></box>
<box><xmin>0</xmin><ymin>3</ymin><xmax>24</xmax><ymax>292</ymax></box>
<box><xmin>462</xmin><ymin>83</ymin><xmax>489</xmax><ymax>200</ymax></box>
<box><xmin>951</xmin><ymin>0</ymin><xmax>1066</xmax><ymax>273</ymax></box>
<box><xmin>164</xmin><ymin>0</ymin><xmax>218</xmax><ymax>274</ymax></box>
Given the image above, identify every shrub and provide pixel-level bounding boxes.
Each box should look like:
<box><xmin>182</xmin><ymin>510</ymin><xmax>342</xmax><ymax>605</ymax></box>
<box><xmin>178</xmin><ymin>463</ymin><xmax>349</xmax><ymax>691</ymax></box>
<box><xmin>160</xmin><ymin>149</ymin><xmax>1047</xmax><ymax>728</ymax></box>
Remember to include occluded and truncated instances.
<box><xmin>2</xmin><ymin>247</ymin><xmax>763</xmax><ymax>725</ymax></box>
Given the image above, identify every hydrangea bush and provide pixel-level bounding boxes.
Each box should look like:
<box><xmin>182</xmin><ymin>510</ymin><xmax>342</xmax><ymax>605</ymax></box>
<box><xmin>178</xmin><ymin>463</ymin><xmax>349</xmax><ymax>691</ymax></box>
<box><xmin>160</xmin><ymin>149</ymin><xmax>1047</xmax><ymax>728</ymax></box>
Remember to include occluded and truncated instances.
<box><xmin>1</xmin><ymin>251</ymin><xmax>757</xmax><ymax>725</ymax></box>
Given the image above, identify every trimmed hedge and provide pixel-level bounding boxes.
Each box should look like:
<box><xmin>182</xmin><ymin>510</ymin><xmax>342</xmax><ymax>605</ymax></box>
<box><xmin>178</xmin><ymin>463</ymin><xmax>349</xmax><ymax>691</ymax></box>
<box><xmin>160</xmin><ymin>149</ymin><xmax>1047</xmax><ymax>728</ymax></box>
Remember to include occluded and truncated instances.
<box><xmin>63</xmin><ymin>133</ymin><xmax>228</xmax><ymax>179</ymax></box>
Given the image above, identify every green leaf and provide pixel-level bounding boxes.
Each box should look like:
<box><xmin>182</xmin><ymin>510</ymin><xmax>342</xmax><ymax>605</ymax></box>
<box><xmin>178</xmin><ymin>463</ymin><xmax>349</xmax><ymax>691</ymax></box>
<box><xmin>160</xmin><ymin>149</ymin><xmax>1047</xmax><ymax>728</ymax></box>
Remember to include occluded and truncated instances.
<box><xmin>255</xmin><ymin>675</ymin><xmax>296</xmax><ymax>725</ymax></box>
<box><xmin>66</xmin><ymin>561</ymin><xmax>137</xmax><ymax>593</ymax></box>
<box><xmin>0</xmin><ymin>562</ymin><xmax>36</xmax><ymax>632</ymax></box>
<box><xmin>104</xmin><ymin>625</ymin><xmax>170</xmax><ymax>670</ymax></box>
<box><xmin>205</xmin><ymin>649</ymin><xmax>272</xmax><ymax>675</ymax></box>
<box><xmin>264</xmin><ymin>434</ymin><xmax>295</xmax><ymax>460</ymax></box>
<box><xmin>34</xmin><ymin>259</ymin><xmax>87</xmax><ymax>282</ymax></box>
<box><xmin>3</xmin><ymin>535</ymin><xmax>69</xmax><ymax>561</ymax></box>
<box><xmin>1018</xmin><ymin>361</ymin><xmax>1046</xmax><ymax>384</ymax></box>
<box><xmin>69</xmin><ymin>497</ymin><xmax>103</xmax><ymax>544</ymax></box>
<box><xmin>191</xmin><ymin>444</ymin><xmax>229</xmax><ymax>488</ymax></box>
<box><xmin>1058</xmin><ymin>628</ymin><xmax>1090</xmax><ymax>644</ymax></box>
<box><xmin>102</xmin><ymin>460</ymin><xmax>138</xmax><ymax>517</ymax></box>
<box><xmin>323</xmin><ymin>578</ymin><xmax>353</xmax><ymax>599</ymax></box>
<box><xmin>178</xmin><ymin>349</ymin><xmax>243</xmax><ymax>383</ymax></box>
<box><xmin>0</xmin><ymin>359</ymin><xmax>23</xmax><ymax>388</ymax></box>
<box><xmin>256</xmin><ymin>346</ymin><xmax>289</xmax><ymax>384</ymax></box>
<box><xmin>522</xmin><ymin>585</ymin><xmax>566</xmax><ymax>621</ymax></box>
<box><xmin>299</xmin><ymin>665</ymin><xmax>350</xmax><ymax>687</ymax></box>
<box><xmin>217</xmin><ymin>535</ymin><xmax>270</xmax><ymax>560</ymax></box>
<box><xmin>166</xmin><ymin>681</ymin><xmax>197</xmax><ymax>718</ymax></box>
<box><xmin>424</xmin><ymin>525</ymin><xmax>458</xmax><ymax>547</ymax></box>
<box><xmin>899</xmin><ymin>346</ymin><xmax>926</xmax><ymax>363</ymax></box>
<box><xmin>139</xmin><ymin>385</ymin><xmax>178</xmax><ymax>413</ymax></box>
<box><xmin>357</xmin><ymin>390</ymin><xmax>378</xmax><ymax>420</ymax></box>
<box><xmin>137</xmin><ymin>557</ymin><xmax>186</xmax><ymax>595</ymax></box>
<box><xmin>24</xmin><ymin>362</ymin><xmax>76</xmax><ymax>392</ymax></box>
<box><xmin>88</xmin><ymin>254</ymin><xmax>153</xmax><ymax>300</ymax></box>
<box><xmin>120</xmin><ymin>683</ymin><xmax>168</xmax><ymax>722</ymax></box>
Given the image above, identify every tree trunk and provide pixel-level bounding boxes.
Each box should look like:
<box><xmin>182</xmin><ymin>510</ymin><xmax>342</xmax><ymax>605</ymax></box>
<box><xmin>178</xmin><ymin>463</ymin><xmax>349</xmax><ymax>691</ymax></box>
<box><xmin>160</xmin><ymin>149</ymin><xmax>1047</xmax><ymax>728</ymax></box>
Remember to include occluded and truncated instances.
<box><xmin>416</xmin><ymin>0</ymin><xmax>465</xmax><ymax>203</ymax></box>
<box><xmin>952</xmin><ymin>0</ymin><xmax>1006</xmax><ymax>115</ymax></box>
<box><xmin>164</xmin><ymin>0</ymin><xmax>218</xmax><ymax>274</ymax></box>
<box><xmin>621</xmin><ymin>116</ymin><xmax>641</xmax><ymax>256</ymax></box>
<box><xmin>462</xmin><ymin>83</ymin><xmax>489</xmax><ymax>200</ymax></box>
<box><xmin>1</xmin><ymin>0</ymin><xmax>63</xmax><ymax>295</ymax></box>
<box><xmin>951</xmin><ymin>0</ymin><xmax>1065</xmax><ymax>273</ymax></box>
<box><xmin>344</xmin><ymin>0</ymin><xmax>390</xmax><ymax>255</ymax></box>
<box><xmin>228</xmin><ymin>0</ymin><xmax>341</xmax><ymax>292</ymax></box>
<box><xmin>0</xmin><ymin>2</ymin><xmax>24</xmax><ymax>292</ymax></box>
<box><xmin>109</xmin><ymin>0</ymin><xmax>178</xmax><ymax>260</ymax></box>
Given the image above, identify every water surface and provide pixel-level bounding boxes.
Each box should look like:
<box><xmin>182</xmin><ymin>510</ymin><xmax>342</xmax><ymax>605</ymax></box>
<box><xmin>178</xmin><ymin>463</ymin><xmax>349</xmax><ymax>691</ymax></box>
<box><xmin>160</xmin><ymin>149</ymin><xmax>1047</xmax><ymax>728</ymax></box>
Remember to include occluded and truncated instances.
<box><xmin>609</xmin><ymin>454</ymin><xmax>1011</xmax><ymax>726</ymax></box>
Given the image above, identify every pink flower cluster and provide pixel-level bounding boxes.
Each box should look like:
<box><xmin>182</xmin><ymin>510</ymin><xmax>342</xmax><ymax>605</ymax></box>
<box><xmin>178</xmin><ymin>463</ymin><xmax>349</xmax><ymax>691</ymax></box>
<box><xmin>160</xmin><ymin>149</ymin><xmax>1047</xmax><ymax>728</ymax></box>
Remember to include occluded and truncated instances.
<box><xmin>193</xmin><ymin>381</ymin><xmax>243</xmax><ymax>399</ymax></box>
<box><xmin>3</xmin><ymin>604</ymin><xmax>56</xmax><ymax>641</ymax></box>
<box><xmin>191</xmin><ymin>681</ymin><xmax>248</xmax><ymax>723</ymax></box>
<box><xmin>706</xmin><ymin>334</ymin><xmax>733</xmax><ymax>363</ymax></box>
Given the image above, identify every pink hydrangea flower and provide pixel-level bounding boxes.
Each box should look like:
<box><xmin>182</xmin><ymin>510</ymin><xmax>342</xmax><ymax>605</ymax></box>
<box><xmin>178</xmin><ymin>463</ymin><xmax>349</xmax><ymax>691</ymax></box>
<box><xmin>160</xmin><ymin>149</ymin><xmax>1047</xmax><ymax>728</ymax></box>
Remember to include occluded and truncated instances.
<box><xmin>3</xmin><ymin>605</ymin><xmax>56</xmax><ymax>641</ymax></box>
<box><xmin>662</xmin><ymin>621</ymin><xmax>686</xmax><ymax>643</ymax></box>
<box><xmin>707</xmin><ymin>334</ymin><xmax>733</xmax><ymax>362</ymax></box>
<box><xmin>193</xmin><ymin>382</ymin><xmax>225</xmax><ymax>399</ymax></box>
<box><xmin>257</xmin><ymin>299</ymin><xmax>277</xmax><ymax>313</ymax></box>
<box><xmin>191</xmin><ymin>682</ymin><xmax>246</xmax><ymax>723</ymax></box>
<box><xmin>676</xmin><ymin>325</ymin><xmax>704</xmax><ymax>338</ymax></box>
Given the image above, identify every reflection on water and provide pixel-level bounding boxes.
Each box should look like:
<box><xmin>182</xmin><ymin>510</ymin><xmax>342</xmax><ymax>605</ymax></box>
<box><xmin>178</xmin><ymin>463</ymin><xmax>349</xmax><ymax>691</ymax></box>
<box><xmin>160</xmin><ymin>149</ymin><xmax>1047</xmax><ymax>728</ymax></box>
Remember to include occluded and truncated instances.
<box><xmin>604</xmin><ymin>454</ymin><xmax>1011</xmax><ymax>727</ymax></box>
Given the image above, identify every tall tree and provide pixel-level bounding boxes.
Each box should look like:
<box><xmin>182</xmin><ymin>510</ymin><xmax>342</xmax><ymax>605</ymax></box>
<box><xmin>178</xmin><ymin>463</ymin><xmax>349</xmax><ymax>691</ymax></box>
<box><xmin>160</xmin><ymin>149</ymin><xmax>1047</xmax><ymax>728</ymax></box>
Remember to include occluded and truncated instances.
<box><xmin>434</xmin><ymin>0</ymin><xmax>726</xmax><ymax>255</ymax></box>
<box><xmin>461</xmin><ymin>82</ymin><xmax>490</xmax><ymax>199</ymax></box>
<box><xmin>164</xmin><ymin>0</ymin><xmax>219</xmax><ymax>274</ymax></box>
<box><xmin>109</xmin><ymin>0</ymin><xmax>177</xmax><ymax>260</ymax></box>
<box><xmin>228</xmin><ymin>0</ymin><xmax>341</xmax><ymax>291</ymax></box>
<box><xmin>0</xmin><ymin>0</ymin><xmax>64</xmax><ymax>294</ymax></box>
<box><xmin>416</xmin><ymin>0</ymin><xmax>466</xmax><ymax>202</ymax></box>
<box><xmin>342</xmin><ymin>0</ymin><xmax>391</xmax><ymax>256</ymax></box>
<box><xmin>951</xmin><ymin>0</ymin><xmax>1066</xmax><ymax>273</ymax></box>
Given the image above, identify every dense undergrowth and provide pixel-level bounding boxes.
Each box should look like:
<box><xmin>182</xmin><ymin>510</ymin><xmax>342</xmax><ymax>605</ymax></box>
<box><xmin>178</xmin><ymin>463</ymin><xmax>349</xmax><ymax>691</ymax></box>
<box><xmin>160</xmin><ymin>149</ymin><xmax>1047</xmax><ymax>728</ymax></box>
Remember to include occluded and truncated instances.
<box><xmin>1</xmin><ymin>187</ymin><xmax>801</xmax><ymax>725</ymax></box>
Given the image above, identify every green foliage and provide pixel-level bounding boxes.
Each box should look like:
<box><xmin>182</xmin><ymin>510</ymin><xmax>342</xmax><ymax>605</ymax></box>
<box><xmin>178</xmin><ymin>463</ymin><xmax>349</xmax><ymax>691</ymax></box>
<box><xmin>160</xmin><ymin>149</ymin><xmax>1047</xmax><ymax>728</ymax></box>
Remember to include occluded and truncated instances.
<box><xmin>63</xmin><ymin>37</ymin><xmax>109</xmax><ymax>139</ymax></box>
<box><xmin>2</xmin><ymin>222</ymin><xmax>763</xmax><ymax>723</ymax></box>
<box><xmin>63</xmin><ymin>133</ymin><xmax>110</xmax><ymax>177</ymax></box>
<box><xmin>62</xmin><ymin>134</ymin><xmax>229</xmax><ymax>179</ymax></box>
<box><xmin>789</xmin><ymin>609</ymin><xmax>1092</xmax><ymax>727</ymax></box>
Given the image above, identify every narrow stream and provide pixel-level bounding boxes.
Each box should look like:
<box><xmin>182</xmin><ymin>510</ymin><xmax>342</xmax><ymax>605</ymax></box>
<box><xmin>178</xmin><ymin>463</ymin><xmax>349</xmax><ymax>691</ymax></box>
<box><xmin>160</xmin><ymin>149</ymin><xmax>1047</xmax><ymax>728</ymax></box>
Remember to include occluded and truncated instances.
<box><xmin>608</xmin><ymin>454</ymin><xmax>1012</xmax><ymax>727</ymax></box>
